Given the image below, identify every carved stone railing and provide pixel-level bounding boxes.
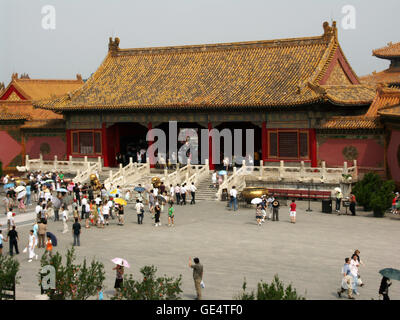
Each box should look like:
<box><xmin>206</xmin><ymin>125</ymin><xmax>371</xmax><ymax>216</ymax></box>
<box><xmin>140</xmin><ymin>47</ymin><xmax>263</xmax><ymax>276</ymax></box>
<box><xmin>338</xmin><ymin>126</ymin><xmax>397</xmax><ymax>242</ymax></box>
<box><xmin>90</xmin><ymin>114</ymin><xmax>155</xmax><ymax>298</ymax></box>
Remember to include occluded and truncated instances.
<box><xmin>216</xmin><ymin>161</ymin><xmax>247</xmax><ymax>200</ymax></box>
<box><xmin>104</xmin><ymin>157</ymin><xmax>150</xmax><ymax>190</ymax></box>
<box><xmin>160</xmin><ymin>159</ymin><xmax>209</xmax><ymax>187</ymax></box>
<box><xmin>17</xmin><ymin>154</ymin><xmax>103</xmax><ymax>175</ymax></box>
<box><xmin>73</xmin><ymin>161</ymin><xmax>101</xmax><ymax>184</ymax></box>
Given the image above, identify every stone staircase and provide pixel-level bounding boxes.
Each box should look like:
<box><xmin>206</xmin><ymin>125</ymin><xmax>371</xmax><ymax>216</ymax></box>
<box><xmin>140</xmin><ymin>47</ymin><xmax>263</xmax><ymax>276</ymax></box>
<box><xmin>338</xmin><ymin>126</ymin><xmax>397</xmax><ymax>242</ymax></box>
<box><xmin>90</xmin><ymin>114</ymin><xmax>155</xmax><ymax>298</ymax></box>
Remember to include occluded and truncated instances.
<box><xmin>194</xmin><ymin>173</ymin><xmax>218</xmax><ymax>201</ymax></box>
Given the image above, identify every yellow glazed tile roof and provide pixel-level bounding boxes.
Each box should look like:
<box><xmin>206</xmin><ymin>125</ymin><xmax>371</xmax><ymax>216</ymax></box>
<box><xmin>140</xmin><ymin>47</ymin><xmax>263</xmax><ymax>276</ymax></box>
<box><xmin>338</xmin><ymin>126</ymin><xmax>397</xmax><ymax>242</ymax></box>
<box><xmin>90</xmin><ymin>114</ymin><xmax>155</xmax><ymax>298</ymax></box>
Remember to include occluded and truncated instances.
<box><xmin>35</xmin><ymin>22</ymin><xmax>373</xmax><ymax>112</ymax></box>
<box><xmin>0</xmin><ymin>106</ymin><xmax>29</xmax><ymax>121</ymax></box>
<box><xmin>320</xmin><ymin>116</ymin><xmax>382</xmax><ymax>129</ymax></box>
<box><xmin>373</xmin><ymin>42</ymin><xmax>400</xmax><ymax>59</ymax></box>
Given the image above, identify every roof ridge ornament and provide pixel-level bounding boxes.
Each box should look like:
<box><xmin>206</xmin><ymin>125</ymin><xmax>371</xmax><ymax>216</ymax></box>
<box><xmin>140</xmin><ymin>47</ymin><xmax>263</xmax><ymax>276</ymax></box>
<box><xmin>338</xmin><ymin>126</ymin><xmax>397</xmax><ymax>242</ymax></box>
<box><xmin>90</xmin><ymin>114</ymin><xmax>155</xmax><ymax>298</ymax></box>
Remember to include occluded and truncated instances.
<box><xmin>109</xmin><ymin>37</ymin><xmax>120</xmax><ymax>53</ymax></box>
<box><xmin>322</xmin><ymin>21</ymin><xmax>337</xmax><ymax>40</ymax></box>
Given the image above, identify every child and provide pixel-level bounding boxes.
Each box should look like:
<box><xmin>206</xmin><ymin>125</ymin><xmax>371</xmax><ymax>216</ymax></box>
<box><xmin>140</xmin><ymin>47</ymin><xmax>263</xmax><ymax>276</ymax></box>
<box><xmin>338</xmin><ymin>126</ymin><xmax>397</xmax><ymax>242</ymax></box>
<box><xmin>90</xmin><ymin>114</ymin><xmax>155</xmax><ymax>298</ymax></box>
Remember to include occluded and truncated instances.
<box><xmin>289</xmin><ymin>199</ymin><xmax>296</xmax><ymax>223</ymax></box>
<box><xmin>168</xmin><ymin>202</ymin><xmax>175</xmax><ymax>227</ymax></box>
<box><xmin>45</xmin><ymin>235</ymin><xmax>53</xmax><ymax>256</ymax></box>
<box><xmin>97</xmin><ymin>286</ymin><xmax>104</xmax><ymax>300</ymax></box>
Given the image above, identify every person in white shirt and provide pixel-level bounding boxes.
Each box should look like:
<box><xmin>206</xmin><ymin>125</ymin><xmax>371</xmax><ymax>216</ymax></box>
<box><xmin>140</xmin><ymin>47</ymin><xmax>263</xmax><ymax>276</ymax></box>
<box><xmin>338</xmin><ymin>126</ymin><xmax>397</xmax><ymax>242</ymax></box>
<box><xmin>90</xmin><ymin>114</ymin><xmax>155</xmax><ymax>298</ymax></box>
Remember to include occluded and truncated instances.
<box><xmin>190</xmin><ymin>182</ymin><xmax>197</xmax><ymax>205</ymax></box>
<box><xmin>104</xmin><ymin>201</ymin><xmax>111</xmax><ymax>225</ymax></box>
<box><xmin>107</xmin><ymin>199</ymin><xmax>114</xmax><ymax>220</ymax></box>
<box><xmin>62</xmin><ymin>205</ymin><xmax>69</xmax><ymax>233</ymax></box>
<box><xmin>95</xmin><ymin>195</ymin><xmax>102</xmax><ymax>206</ymax></box>
<box><xmin>212</xmin><ymin>171</ymin><xmax>217</xmax><ymax>188</ymax></box>
<box><xmin>175</xmin><ymin>184</ymin><xmax>181</xmax><ymax>204</ymax></box>
<box><xmin>135</xmin><ymin>200</ymin><xmax>144</xmax><ymax>224</ymax></box>
<box><xmin>153</xmin><ymin>188</ymin><xmax>159</xmax><ymax>197</ymax></box>
<box><xmin>180</xmin><ymin>184</ymin><xmax>187</xmax><ymax>205</ymax></box>
<box><xmin>27</xmin><ymin>230</ymin><xmax>38</xmax><ymax>262</ymax></box>
<box><xmin>229</xmin><ymin>186</ymin><xmax>238</xmax><ymax>212</ymax></box>
<box><xmin>7</xmin><ymin>209</ymin><xmax>14</xmax><ymax>230</ymax></box>
<box><xmin>170</xmin><ymin>184</ymin><xmax>175</xmax><ymax>201</ymax></box>
<box><xmin>350</xmin><ymin>255</ymin><xmax>360</xmax><ymax>296</ymax></box>
<box><xmin>81</xmin><ymin>196</ymin><xmax>88</xmax><ymax>220</ymax></box>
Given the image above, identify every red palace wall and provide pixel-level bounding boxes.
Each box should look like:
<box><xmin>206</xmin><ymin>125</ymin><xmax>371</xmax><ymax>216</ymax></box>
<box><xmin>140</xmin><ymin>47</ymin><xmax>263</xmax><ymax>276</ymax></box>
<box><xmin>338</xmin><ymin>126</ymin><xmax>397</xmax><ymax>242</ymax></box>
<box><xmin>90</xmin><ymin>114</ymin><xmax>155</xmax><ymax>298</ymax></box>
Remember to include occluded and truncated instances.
<box><xmin>317</xmin><ymin>135</ymin><xmax>385</xmax><ymax>169</ymax></box>
<box><xmin>387</xmin><ymin>130</ymin><xmax>400</xmax><ymax>183</ymax></box>
<box><xmin>25</xmin><ymin>136</ymin><xmax>66</xmax><ymax>160</ymax></box>
<box><xmin>0</xmin><ymin>130</ymin><xmax>22</xmax><ymax>167</ymax></box>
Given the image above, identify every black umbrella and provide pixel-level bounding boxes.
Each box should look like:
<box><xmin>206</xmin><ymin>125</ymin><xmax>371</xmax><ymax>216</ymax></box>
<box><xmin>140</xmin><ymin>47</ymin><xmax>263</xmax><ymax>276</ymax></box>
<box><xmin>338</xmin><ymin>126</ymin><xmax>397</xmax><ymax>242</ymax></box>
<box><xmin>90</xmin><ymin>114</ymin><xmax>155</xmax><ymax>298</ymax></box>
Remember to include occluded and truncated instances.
<box><xmin>46</xmin><ymin>232</ymin><xmax>58</xmax><ymax>247</ymax></box>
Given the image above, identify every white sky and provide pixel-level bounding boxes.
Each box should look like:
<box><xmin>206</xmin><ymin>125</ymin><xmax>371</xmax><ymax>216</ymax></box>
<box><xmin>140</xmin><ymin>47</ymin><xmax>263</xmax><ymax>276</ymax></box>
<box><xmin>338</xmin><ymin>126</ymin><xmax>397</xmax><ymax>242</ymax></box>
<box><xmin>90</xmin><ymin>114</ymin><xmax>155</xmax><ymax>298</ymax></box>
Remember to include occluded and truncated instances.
<box><xmin>1</xmin><ymin>0</ymin><xmax>399</xmax><ymax>84</ymax></box>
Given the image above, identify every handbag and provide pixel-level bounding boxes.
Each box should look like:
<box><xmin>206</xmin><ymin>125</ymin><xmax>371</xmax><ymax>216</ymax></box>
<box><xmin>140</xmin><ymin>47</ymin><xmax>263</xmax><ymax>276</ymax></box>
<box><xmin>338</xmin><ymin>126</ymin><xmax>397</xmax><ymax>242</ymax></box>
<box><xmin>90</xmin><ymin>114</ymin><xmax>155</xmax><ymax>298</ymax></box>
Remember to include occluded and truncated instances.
<box><xmin>200</xmin><ymin>280</ymin><xmax>205</xmax><ymax>289</ymax></box>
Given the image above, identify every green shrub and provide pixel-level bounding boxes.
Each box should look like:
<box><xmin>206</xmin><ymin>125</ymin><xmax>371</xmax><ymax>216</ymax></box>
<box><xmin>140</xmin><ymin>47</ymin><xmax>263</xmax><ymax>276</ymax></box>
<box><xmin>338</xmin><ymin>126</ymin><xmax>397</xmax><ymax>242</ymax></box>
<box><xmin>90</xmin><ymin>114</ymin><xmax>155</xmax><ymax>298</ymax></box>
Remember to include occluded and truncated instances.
<box><xmin>0</xmin><ymin>255</ymin><xmax>20</xmax><ymax>300</ymax></box>
<box><xmin>39</xmin><ymin>247</ymin><xmax>105</xmax><ymax>300</ymax></box>
<box><xmin>113</xmin><ymin>265</ymin><xmax>183</xmax><ymax>300</ymax></box>
<box><xmin>370</xmin><ymin>180</ymin><xmax>395</xmax><ymax>217</ymax></box>
<box><xmin>235</xmin><ymin>275</ymin><xmax>305</xmax><ymax>300</ymax></box>
<box><xmin>353</xmin><ymin>172</ymin><xmax>381</xmax><ymax>211</ymax></box>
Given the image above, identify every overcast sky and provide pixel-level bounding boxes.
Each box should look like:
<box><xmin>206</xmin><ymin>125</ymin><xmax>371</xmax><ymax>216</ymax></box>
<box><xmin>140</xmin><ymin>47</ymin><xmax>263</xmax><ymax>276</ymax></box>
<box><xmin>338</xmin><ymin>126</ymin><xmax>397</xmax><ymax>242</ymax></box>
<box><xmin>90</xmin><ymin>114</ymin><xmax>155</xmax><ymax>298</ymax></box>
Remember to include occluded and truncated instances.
<box><xmin>1</xmin><ymin>0</ymin><xmax>399</xmax><ymax>85</ymax></box>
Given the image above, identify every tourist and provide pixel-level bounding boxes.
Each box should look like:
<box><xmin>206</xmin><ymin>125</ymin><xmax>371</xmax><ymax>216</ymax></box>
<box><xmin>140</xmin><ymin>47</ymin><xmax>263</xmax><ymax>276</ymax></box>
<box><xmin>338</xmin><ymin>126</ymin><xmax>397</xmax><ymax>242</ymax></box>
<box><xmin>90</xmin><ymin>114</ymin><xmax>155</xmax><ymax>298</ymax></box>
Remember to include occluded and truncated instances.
<box><xmin>35</xmin><ymin>202</ymin><xmax>42</xmax><ymax>221</ymax></box>
<box><xmin>260</xmin><ymin>196</ymin><xmax>267</xmax><ymax>222</ymax></box>
<box><xmin>212</xmin><ymin>171</ymin><xmax>217</xmax><ymax>189</ymax></box>
<box><xmin>169</xmin><ymin>184</ymin><xmax>175</xmax><ymax>203</ymax></box>
<box><xmin>154</xmin><ymin>202</ymin><xmax>161</xmax><ymax>227</ymax></box>
<box><xmin>81</xmin><ymin>196</ymin><xmax>88</xmax><ymax>220</ymax></box>
<box><xmin>97</xmin><ymin>286</ymin><xmax>104</xmax><ymax>300</ymax></box>
<box><xmin>84</xmin><ymin>200</ymin><xmax>90</xmax><ymax>229</ymax></box>
<box><xmin>349</xmin><ymin>193</ymin><xmax>356</xmax><ymax>216</ymax></box>
<box><xmin>117</xmin><ymin>204</ymin><xmax>124</xmax><ymax>226</ymax></box>
<box><xmin>272</xmin><ymin>199</ymin><xmax>280</xmax><ymax>221</ymax></box>
<box><xmin>53</xmin><ymin>194</ymin><xmax>61</xmax><ymax>222</ymax></box>
<box><xmin>168</xmin><ymin>202</ymin><xmax>175</xmax><ymax>227</ymax></box>
<box><xmin>256</xmin><ymin>204</ymin><xmax>263</xmax><ymax>226</ymax></box>
<box><xmin>190</xmin><ymin>182</ymin><xmax>197</xmax><ymax>205</ymax></box>
<box><xmin>0</xmin><ymin>230</ymin><xmax>4</xmax><ymax>255</ymax></box>
<box><xmin>7</xmin><ymin>207</ymin><xmax>13</xmax><ymax>231</ymax></box>
<box><xmin>391</xmin><ymin>192</ymin><xmax>399</xmax><ymax>215</ymax></box>
<box><xmin>335</xmin><ymin>189</ymin><xmax>343</xmax><ymax>213</ymax></box>
<box><xmin>45</xmin><ymin>235</ymin><xmax>53</xmax><ymax>256</ymax></box>
<box><xmin>379</xmin><ymin>276</ymin><xmax>392</xmax><ymax>301</ymax></box>
<box><xmin>107</xmin><ymin>197</ymin><xmax>115</xmax><ymax>220</ymax></box>
<box><xmin>98</xmin><ymin>204</ymin><xmax>105</xmax><ymax>228</ymax></box>
<box><xmin>95</xmin><ymin>194</ymin><xmax>102</xmax><ymax>206</ymax></box>
<box><xmin>27</xmin><ymin>229</ymin><xmax>38</xmax><ymax>262</ymax></box>
<box><xmin>136</xmin><ymin>200</ymin><xmax>144</xmax><ymax>224</ymax></box>
<box><xmin>38</xmin><ymin>219</ymin><xmax>47</xmax><ymax>248</ymax></box>
<box><xmin>229</xmin><ymin>186</ymin><xmax>238</xmax><ymax>212</ymax></box>
<box><xmin>3</xmin><ymin>194</ymin><xmax>13</xmax><ymax>215</ymax></box>
<box><xmin>17</xmin><ymin>192</ymin><xmax>26</xmax><ymax>213</ymax></box>
<box><xmin>9</xmin><ymin>211</ymin><xmax>16</xmax><ymax>231</ymax></box>
<box><xmin>351</xmin><ymin>249</ymin><xmax>365</xmax><ymax>286</ymax></box>
<box><xmin>175</xmin><ymin>184</ymin><xmax>181</xmax><ymax>204</ymax></box>
<box><xmin>62</xmin><ymin>205</ymin><xmax>69</xmax><ymax>234</ymax></box>
<box><xmin>189</xmin><ymin>257</ymin><xmax>204</xmax><ymax>300</ymax></box>
<box><xmin>6</xmin><ymin>226</ymin><xmax>19</xmax><ymax>256</ymax></box>
<box><xmin>350</xmin><ymin>255</ymin><xmax>360</xmax><ymax>296</ymax></box>
<box><xmin>72</xmin><ymin>218</ymin><xmax>81</xmax><ymax>246</ymax></box>
<box><xmin>289</xmin><ymin>199</ymin><xmax>296</xmax><ymax>223</ymax></box>
<box><xmin>337</xmin><ymin>258</ymin><xmax>354</xmax><ymax>299</ymax></box>
<box><xmin>125</xmin><ymin>189</ymin><xmax>131</xmax><ymax>202</ymax></box>
<box><xmin>73</xmin><ymin>182</ymin><xmax>81</xmax><ymax>206</ymax></box>
<box><xmin>113</xmin><ymin>264</ymin><xmax>124</xmax><ymax>298</ymax></box>
<box><xmin>101</xmin><ymin>185</ymin><xmax>108</xmax><ymax>204</ymax></box>
<box><xmin>25</xmin><ymin>183</ymin><xmax>31</xmax><ymax>206</ymax></box>
<box><xmin>103</xmin><ymin>202</ymin><xmax>110</xmax><ymax>226</ymax></box>
<box><xmin>149</xmin><ymin>191</ymin><xmax>155</xmax><ymax>216</ymax></box>
<box><xmin>180</xmin><ymin>183</ymin><xmax>187</xmax><ymax>205</ymax></box>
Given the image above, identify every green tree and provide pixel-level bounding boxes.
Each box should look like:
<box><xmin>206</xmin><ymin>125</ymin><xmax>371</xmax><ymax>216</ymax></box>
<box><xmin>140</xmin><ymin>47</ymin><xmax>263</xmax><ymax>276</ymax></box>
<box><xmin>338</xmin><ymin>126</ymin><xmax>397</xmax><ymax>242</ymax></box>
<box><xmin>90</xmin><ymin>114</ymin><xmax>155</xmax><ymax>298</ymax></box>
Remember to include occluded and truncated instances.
<box><xmin>352</xmin><ymin>172</ymin><xmax>381</xmax><ymax>211</ymax></box>
<box><xmin>235</xmin><ymin>275</ymin><xmax>305</xmax><ymax>300</ymax></box>
<box><xmin>39</xmin><ymin>247</ymin><xmax>105</xmax><ymax>300</ymax></box>
<box><xmin>0</xmin><ymin>255</ymin><xmax>20</xmax><ymax>300</ymax></box>
<box><xmin>370</xmin><ymin>180</ymin><xmax>396</xmax><ymax>217</ymax></box>
<box><xmin>114</xmin><ymin>265</ymin><xmax>183</xmax><ymax>300</ymax></box>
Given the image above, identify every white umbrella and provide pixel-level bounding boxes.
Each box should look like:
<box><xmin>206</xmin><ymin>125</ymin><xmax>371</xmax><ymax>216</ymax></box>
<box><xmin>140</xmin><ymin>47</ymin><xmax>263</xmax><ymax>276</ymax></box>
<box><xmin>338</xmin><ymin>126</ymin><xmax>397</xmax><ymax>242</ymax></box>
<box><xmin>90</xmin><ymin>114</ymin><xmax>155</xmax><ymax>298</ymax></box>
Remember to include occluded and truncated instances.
<box><xmin>111</xmin><ymin>258</ymin><xmax>130</xmax><ymax>268</ymax></box>
<box><xmin>251</xmin><ymin>198</ymin><xmax>263</xmax><ymax>205</ymax></box>
<box><xmin>17</xmin><ymin>190</ymin><xmax>27</xmax><ymax>199</ymax></box>
<box><xmin>15</xmin><ymin>185</ymin><xmax>25</xmax><ymax>193</ymax></box>
<box><xmin>334</xmin><ymin>187</ymin><xmax>342</xmax><ymax>193</ymax></box>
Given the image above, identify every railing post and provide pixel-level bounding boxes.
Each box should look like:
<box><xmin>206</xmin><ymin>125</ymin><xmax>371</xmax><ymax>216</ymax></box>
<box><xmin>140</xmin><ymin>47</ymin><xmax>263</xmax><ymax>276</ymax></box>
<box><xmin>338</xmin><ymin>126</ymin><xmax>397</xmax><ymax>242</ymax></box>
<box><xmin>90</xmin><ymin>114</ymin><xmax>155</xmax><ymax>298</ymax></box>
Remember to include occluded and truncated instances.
<box><xmin>109</xmin><ymin>169</ymin><xmax>113</xmax><ymax>180</ymax></box>
<box><xmin>260</xmin><ymin>160</ymin><xmax>264</xmax><ymax>178</ymax></box>
<box><xmin>279</xmin><ymin>160</ymin><xmax>284</xmax><ymax>181</ymax></box>
<box><xmin>69</xmin><ymin>155</ymin><xmax>72</xmax><ymax>162</ymax></box>
<box><xmin>343</xmin><ymin>161</ymin><xmax>348</xmax><ymax>175</ymax></box>
<box><xmin>353</xmin><ymin>159</ymin><xmax>358</xmax><ymax>181</ymax></box>
<box><xmin>54</xmin><ymin>155</ymin><xmax>57</xmax><ymax>170</ymax></box>
<box><xmin>129</xmin><ymin>157</ymin><xmax>133</xmax><ymax>164</ymax></box>
<box><xmin>84</xmin><ymin>156</ymin><xmax>88</xmax><ymax>163</ymax></box>
<box><xmin>25</xmin><ymin>155</ymin><xmax>30</xmax><ymax>171</ymax></box>
<box><xmin>321</xmin><ymin>161</ymin><xmax>326</xmax><ymax>183</ymax></box>
<box><xmin>98</xmin><ymin>156</ymin><xmax>102</xmax><ymax>172</ymax></box>
<box><xmin>205</xmin><ymin>159</ymin><xmax>209</xmax><ymax>173</ymax></box>
<box><xmin>164</xmin><ymin>168</ymin><xmax>168</xmax><ymax>177</ymax></box>
<box><xmin>299</xmin><ymin>161</ymin><xmax>304</xmax><ymax>182</ymax></box>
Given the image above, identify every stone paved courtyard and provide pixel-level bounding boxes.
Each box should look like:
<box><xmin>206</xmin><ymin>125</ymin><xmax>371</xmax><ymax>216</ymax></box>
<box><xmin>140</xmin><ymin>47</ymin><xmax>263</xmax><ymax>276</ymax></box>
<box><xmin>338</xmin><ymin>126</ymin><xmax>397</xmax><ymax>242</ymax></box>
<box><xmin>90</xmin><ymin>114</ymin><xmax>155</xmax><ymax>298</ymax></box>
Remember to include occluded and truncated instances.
<box><xmin>4</xmin><ymin>199</ymin><xmax>400</xmax><ymax>300</ymax></box>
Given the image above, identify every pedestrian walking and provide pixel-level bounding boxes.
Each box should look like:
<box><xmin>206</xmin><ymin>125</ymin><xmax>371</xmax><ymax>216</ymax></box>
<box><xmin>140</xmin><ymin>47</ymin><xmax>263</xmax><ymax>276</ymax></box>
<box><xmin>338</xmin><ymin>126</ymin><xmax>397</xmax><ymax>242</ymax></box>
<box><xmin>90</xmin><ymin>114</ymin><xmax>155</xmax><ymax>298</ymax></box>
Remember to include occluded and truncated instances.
<box><xmin>72</xmin><ymin>218</ymin><xmax>81</xmax><ymax>246</ymax></box>
<box><xmin>113</xmin><ymin>264</ymin><xmax>124</xmax><ymax>298</ymax></box>
<box><xmin>180</xmin><ymin>184</ymin><xmax>187</xmax><ymax>205</ymax></box>
<box><xmin>189</xmin><ymin>257</ymin><xmax>204</xmax><ymax>300</ymax></box>
<box><xmin>62</xmin><ymin>205</ymin><xmax>69</xmax><ymax>234</ymax></box>
<box><xmin>272</xmin><ymin>199</ymin><xmax>280</xmax><ymax>221</ymax></box>
<box><xmin>154</xmin><ymin>203</ymin><xmax>161</xmax><ymax>227</ymax></box>
<box><xmin>256</xmin><ymin>204</ymin><xmax>263</xmax><ymax>226</ymax></box>
<box><xmin>349</xmin><ymin>193</ymin><xmax>356</xmax><ymax>216</ymax></box>
<box><xmin>350</xmin><ymin>255</ymin><xmax>360</xmax><ymax>296</ymax></box>
<box><xmin>289</xmin><ymin>199</ymin><xmax>296</xmax><ymax>223</ymax></box>
<box><xmin>379</xmin><ymin>276</ymin><xmax>392</xmax><ymax>301</ymax></box>
<box><xmin>190</xmin><ymin>182</ymin><xmax>197</xmax><ymax>204</ymax></box>
<box><xmin>337</xmin><ymin>258</ymin><xmax>354</xmax><ymax>299</ymax></box>
<box><xmin>168</xmin><ymin>202</ymin><xmax>175</xmax><ymax>227</ymax></box>
<box><xmin>229</xmin><ymin>186</ymin><xmax>238</xmax><ymax>212</ymax></box>
<box><xmin>27</xmin><ymin>229</ymin><xmax>38</xmax><ymax>262</ymax></box>
<box><xmin>117</xmin><ymin>204</ymin><xmax>124</xmax><ymax>226</ymax></box>
<box><xmin>175</xmin><ymin>184</ymin><xmax>181</xmax><ymax>204</ymax></box>
<box><xmin>6</xmin><ymin>226</ymin><xmax>19</xmax><ymax>256</ymax></box>
<box><xmin>38</xmin><ymin>219</ymin><xmax>47</xmax><ymax>248</ymax></box>
<box><xmin>45</xmin><ymin>235</ymin><xmax>53</xmax><ymax>256</ymax></box>
<box><xmin>135</xmin><ymin>200</ymin><xmax>144</xmax><ymax>224</ymax></box>
<box><xmin>212</xmin><ymin>171</ymin><xmax>217</xmax><ymax>189</ymax></box>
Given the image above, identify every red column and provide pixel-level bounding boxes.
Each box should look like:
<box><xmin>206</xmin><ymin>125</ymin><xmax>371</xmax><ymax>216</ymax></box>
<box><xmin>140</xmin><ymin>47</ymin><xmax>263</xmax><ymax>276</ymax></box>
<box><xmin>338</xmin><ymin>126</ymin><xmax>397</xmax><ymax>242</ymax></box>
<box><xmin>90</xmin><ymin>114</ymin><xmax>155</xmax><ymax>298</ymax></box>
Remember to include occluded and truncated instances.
<box><xmin>115</xmin><ymin>125</ymin><xmax>120</xmax><ymax>154</ymax></box>
<box><xmin>262</xmin><ymin>121</ymin><xmax>267</xmax><ymax>162</ymax></box>
<box><xmin>147</xmin><ymin>122</ymin><xmax>155</xmax><ymax>168</ymax></box>
<box><xmin>208</xmin><ymin>122</ymin><xmax>215</xmax><ymax>170</ymax></box>
<box><xmin>310</xmin><ymin>128</ymin><xmax>317</xmax><ymax>167</ymax></box>
<box><xmin>102</xmin><ymin>123</ymin><xmax>109</xmax><ymax>167</ymax></box>
<box><xmin>66</xmin><ymin>129</ymin><xmax>71</xmax><ymax>160</ymax></box>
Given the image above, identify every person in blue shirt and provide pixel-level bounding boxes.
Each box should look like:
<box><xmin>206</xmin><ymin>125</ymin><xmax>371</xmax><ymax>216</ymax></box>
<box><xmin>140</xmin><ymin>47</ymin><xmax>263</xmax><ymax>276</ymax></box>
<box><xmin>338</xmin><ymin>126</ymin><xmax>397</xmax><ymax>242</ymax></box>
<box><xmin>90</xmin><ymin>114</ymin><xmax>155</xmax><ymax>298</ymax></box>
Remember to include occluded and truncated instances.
<box><xmin>26</xmin><ymin>184</ymin><xmax>31</xmax><ymax>206</ymax></box>
<box><xmin>338</xmin><ymin>258</ymin><xmax>354</xmax><ymax>299</ymax></box>
<box><xmin>97</xmin><ymin>286</ymin><xmax>104</xmax><ymax>300</ymax></box>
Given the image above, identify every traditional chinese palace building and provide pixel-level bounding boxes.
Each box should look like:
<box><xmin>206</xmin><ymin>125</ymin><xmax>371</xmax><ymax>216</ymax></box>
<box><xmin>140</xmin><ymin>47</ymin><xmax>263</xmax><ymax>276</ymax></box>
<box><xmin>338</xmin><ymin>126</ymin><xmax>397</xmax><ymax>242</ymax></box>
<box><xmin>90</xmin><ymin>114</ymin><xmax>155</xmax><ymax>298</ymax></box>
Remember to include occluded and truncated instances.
<box><xmin>1</xmin><ymin>21</ymin><xmax>398</xmax><ymax>185</ymax></box>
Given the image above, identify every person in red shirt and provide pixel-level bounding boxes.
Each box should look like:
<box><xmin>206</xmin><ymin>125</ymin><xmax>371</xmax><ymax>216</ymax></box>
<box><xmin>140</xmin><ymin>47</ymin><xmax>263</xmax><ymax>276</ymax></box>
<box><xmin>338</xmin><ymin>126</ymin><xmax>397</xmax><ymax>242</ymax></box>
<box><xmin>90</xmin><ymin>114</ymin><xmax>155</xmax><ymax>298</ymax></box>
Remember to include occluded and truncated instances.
<box><xmin>289</xmin><ymin>200</ymin><xmax>296</xmax><ymax>223</ymax></box>
<box><xmin>349</xmin><ymin>193</ymin><xmax>356</xmax><ymax>216</ymax></box>
<box><xmin>392</xmin><ymin>193</ymin><xmax>398</xmax><ymax>215</ymax></box>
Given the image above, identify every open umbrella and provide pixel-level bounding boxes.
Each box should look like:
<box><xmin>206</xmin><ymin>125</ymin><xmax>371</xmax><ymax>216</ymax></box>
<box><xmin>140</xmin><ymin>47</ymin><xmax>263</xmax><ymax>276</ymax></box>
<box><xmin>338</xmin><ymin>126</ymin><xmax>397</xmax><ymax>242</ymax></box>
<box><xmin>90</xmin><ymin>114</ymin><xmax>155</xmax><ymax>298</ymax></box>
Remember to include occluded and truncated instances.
<box><xmin>251</xmin><ymin>198</ymin><xmax>263</xmax><ymax>205</ymax></box>
<box><xmin>15</xmin><ymin>185</ymin><xmax>25</xmax><ymax>193</ymax></box>
<box><xmin>157</xmin><ymin>195</ymin><xmax>166</xmax><ymax>203</ymax></box>
<box><xmin>334</xmin><ymin>187</ymin><xmax>342</xmax><ymax>193</ymax></box>
<box><xmin>114</xmin><ymin>198</ymin><xmax>127</xmax><ymax>206</ymax></box>
<box><xmin>111</xmin><ymin>258</ymin><xmax>130</xmax><ymax>268</ymax></box>
<box><xmin>3</xmin><ymin>183</ymin><xmax>15</xmax><ymax>189</ymax></box>
<box><xmin>67</xmin><ymin>184</ymin><xmax>74</xmax><ymax>192</ymax></box>
<box><xmin>218</xmin><ymin>170</ymin><xmax>227</xmax><ymax>176</ymax></box>
<box><xmin>17</xmin><ymin>190</ymin><xmax>27</xmax><ymax>199</ymax></box>
<box><xmin>379</xmin><ymin>268</ymin><xmax>400</xmax><ymax>281</ymax></box>
<box><xmin>109</xmin><ymin>189</ymin><xmax>118</xmax><ymax>195</ymax></box>
<box><xmin>46</xmin><ymin>232</ymin><xmax>57</xmax><ymax>247</ymax></box>
<box><xmin>56</xmin><ymin>188</ymin><xmax>68</xmax><ymax>193</ymax></box>
<box><xmin>134</xmin><ymin>186</ymin><xmax>146</xmax><ymax>193</ymax></box>
<box><xmin>44</xmin><ymin>179</ymin><xmax>54</xmax><ymax>184</ymax></box>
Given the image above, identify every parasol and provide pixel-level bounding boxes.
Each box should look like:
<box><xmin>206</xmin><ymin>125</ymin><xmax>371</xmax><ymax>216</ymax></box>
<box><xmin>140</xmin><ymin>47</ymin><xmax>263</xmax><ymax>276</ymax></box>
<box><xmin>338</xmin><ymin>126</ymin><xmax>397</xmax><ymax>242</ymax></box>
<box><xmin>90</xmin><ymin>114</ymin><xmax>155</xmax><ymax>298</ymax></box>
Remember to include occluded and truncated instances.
<box><xmin>114</xmin><ymin>198</ymin><xmax>127</xmax><ymax>206</ymax></box>
<box><xmin>379</xmin><ymin>268</ymin><xmax>400</xmax><ymax>281</ymax></box>
<box><xmin>15</xmin><ymin>186</ymin><xmax>25</xmax><ymax>193</ymax></box>
<box><xmin>111</xmin><ymin>258</ymin><xmax>130</xmax><ymax>268</ymax></box>
<box><xmin>251</xmin><ymin>198</ymin><xmax>263</xmax><ymax>205</ymax></box>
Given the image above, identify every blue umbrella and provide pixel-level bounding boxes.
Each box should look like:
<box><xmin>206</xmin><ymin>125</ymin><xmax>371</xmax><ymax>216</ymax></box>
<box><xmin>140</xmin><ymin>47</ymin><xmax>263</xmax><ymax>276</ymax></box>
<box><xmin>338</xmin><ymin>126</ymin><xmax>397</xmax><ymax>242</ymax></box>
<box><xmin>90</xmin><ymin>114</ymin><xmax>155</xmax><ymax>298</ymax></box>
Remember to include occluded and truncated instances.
<box><xmin>379</xmin><ymin>268</ymin><xmax>400</xmax><ymax>281</ymax></box>
<box><xmin>134</xmin><ymin>186</ymin><xmax>146</xmax><ymax>192</ymax></box>
<box><xmin>218</xmin><ymin>170</ymin><xmax>227</xmax><ymax>176</ymax></box>
<box><xmin>56</xmin><ymin>188</ymin><xmax>68</xmax><ymax>193</ymax></box>
<box><xmin>46</xmin><ymin>232</ymin><xmax>58</xmax><ymax>247</ymax></box>
<box><xmin>3</xmin><ymin>183</ymin><xmax>15</xmax><ymax>189</ymax></box>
